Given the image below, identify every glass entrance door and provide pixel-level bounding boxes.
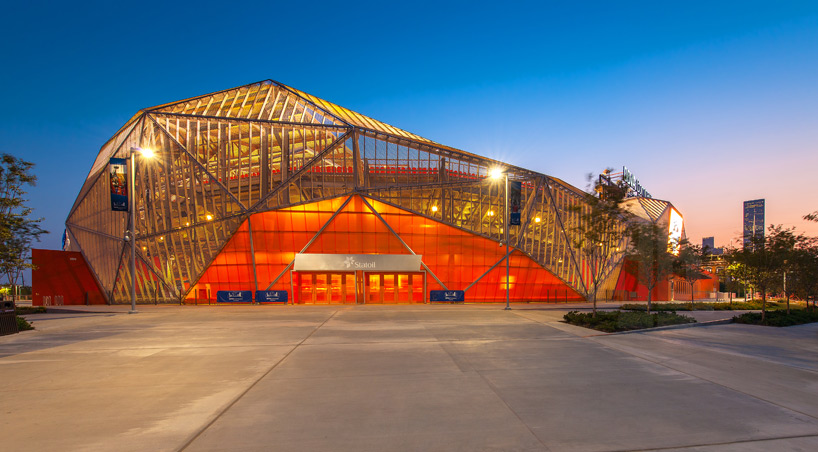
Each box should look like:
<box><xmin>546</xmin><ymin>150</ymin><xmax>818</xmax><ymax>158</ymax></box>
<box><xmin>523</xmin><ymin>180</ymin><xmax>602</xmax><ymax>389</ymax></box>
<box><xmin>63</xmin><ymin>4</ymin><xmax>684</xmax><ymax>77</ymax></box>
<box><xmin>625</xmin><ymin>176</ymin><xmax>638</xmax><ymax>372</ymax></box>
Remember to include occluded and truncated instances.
<box><xmin>295</xmin><ymin>272</ymin><xmax>356</xmax><ymax>304</ymax></box>
<box><xmin>364</xmin><ymin>272</ymin><xmax>425</xmax><ymax>304</ymax></box>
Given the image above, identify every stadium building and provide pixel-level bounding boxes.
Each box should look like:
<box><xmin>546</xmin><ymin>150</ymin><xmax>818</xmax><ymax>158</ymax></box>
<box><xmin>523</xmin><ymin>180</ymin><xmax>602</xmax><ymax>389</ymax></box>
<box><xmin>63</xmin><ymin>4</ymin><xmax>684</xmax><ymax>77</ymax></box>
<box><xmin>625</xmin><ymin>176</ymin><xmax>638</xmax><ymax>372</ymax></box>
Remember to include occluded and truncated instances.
<box><xmin>34</xmin><ymin>80</ymin><xmax>688</xmax><ymax>305</ymax></box>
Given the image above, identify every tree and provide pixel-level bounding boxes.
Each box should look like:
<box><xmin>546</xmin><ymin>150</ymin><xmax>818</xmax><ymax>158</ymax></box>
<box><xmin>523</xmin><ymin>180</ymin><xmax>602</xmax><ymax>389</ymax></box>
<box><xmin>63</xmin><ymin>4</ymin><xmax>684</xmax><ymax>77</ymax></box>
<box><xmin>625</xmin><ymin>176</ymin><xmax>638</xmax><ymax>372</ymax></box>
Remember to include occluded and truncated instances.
<box><xmin>570</xmin><ymin>173</ymin><xmax>631</xmax><ymax>316</ymax></box>
<box><xmin>673</xmin><ymin>240</ymin><xmax>710</xmax><ymax>309</ymax></box>
<box><xmin>726</xmin><ymin>225</ymin><xmax>803</xmax><ymax>322</ymax></box>
<box><xmin>725</xmin><ymin>261</ymin><xmax>751</xmax><ymax>306</ymax></box>
<box><xmin>0</xmin><ymin>154</ymin><xmax>47</xmax><ymax>300</ymax></box>
<box><xmin>788</xmin><ymin>244</ymin><xmax>818</xmax><ymax>310</ymax></box>
<box><xmin>625</xmin><ymin>222</ymin><xmax>676</xmax><ymax>314</ymax></box>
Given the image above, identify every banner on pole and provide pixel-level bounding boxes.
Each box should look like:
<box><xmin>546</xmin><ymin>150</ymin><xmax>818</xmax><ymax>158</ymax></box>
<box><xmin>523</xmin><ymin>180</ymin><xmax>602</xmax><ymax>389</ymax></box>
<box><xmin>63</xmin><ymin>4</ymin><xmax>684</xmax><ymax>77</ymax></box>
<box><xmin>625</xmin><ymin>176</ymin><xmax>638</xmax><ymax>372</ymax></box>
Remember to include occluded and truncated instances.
<box><xmin>509</xmin><ymin>181</ymin><xmax>522</xmax><ymax>225</ymax></box>
<box><xmin>109</xmin><ymin>158</ymin><xmax>128</xmax><ymax>212</ymax></box>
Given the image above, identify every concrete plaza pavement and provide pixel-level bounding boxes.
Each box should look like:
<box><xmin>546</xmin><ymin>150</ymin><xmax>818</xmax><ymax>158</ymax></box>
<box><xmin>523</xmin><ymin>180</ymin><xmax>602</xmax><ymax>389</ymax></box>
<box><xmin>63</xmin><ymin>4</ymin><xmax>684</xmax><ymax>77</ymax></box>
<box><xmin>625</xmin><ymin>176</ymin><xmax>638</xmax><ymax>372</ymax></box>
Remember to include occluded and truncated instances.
<box><xmin>2</xmin><ymin>303</ymin><xmax>817</xmax><ymax>451</ymax></box>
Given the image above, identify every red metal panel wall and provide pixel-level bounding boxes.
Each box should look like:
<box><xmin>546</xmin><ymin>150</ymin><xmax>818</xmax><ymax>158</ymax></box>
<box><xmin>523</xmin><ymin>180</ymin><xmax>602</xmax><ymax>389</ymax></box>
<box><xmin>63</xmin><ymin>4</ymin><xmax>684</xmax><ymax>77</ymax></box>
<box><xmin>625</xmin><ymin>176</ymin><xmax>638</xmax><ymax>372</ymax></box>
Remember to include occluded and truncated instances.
<box><xmin>31</xmin><ymin>249</ymin><xmax>106</xmax><ymax>305</ymax></box>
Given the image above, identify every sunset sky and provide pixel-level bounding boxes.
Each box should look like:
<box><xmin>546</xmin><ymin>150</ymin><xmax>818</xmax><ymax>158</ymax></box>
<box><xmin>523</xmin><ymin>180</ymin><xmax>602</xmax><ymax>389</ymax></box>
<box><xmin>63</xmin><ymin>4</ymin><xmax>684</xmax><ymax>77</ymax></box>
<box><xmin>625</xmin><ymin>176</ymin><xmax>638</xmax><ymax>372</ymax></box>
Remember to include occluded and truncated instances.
<box><xmin>2</xmin><ymin>0</ymin><xmax>817</xmax><ymax>257</ymax></box>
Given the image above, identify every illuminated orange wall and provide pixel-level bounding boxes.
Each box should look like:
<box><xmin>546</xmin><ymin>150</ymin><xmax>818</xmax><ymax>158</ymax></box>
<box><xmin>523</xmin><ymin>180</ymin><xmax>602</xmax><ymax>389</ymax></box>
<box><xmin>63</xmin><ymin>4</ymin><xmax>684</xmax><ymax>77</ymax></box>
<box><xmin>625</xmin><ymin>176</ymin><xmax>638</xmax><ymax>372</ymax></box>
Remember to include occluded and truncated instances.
<box><xmin>191</xmin><ymin>195</ymin><xmax>583</xmax><ymax>303</ymax></box>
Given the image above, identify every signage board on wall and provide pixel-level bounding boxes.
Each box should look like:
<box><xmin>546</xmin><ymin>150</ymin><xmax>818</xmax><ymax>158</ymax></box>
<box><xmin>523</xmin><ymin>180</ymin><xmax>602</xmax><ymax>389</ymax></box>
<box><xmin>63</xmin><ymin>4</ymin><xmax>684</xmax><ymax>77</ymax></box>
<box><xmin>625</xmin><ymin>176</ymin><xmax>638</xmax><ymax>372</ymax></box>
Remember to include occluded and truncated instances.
<box><xmin>256</xmin><ymin>290</ymin><xmax>288</xmax><ymax>303</ymax></box>
<box><xmin>293</xmin><ymin>254</ymin><xmax>423</xmax><ymax>272</ymax></box>
<box><xmin>622</xmin><ymin>166</ymin><xmax>652</xmax><ymax>199</ymax></box>
<box><xmin>429</xmin><ymin>290</ymin><xmax>465</xmax><ymax>302</ymax></box>
<box><xmin>216</xmin><ymin>290</ymin><xmax>253</xmax><ymax>303</ymax></box>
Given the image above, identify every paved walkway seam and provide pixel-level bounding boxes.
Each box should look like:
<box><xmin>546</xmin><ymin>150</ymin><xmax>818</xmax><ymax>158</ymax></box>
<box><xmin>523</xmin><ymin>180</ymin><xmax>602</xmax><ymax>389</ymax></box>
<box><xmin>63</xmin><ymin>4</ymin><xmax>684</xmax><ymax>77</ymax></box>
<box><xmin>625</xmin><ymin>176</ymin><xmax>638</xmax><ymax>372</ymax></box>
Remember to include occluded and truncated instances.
<box><xmin>175</xmin><ymin>309</ymin><xmax>340</xmax><ymax>452</ymax></box>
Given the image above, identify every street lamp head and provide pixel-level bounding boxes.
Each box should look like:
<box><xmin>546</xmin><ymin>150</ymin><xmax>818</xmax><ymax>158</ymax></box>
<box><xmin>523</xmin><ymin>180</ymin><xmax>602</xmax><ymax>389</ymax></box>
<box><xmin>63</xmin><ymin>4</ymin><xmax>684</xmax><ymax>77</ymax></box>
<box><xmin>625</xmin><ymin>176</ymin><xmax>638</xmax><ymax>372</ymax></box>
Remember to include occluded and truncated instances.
<box><xmin>131</xmin><ymin>146</ymin><xmax>155</xmax><ymax>158</ymax></box>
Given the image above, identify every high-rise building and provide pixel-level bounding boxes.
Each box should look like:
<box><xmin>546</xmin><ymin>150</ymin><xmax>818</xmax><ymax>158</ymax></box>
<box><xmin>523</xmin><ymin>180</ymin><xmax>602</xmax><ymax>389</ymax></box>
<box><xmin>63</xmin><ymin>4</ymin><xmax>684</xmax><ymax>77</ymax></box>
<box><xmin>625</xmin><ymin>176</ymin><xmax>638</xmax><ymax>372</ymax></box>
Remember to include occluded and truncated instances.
<box><xmin>701</xmin><ymin>236</ymin><xmax>723</xmax><ymax>255</ymax></box>
<box><xmin>743</xmin><ymin>199</ymin><xmax>765</xmax><ymax>248</ymax></box>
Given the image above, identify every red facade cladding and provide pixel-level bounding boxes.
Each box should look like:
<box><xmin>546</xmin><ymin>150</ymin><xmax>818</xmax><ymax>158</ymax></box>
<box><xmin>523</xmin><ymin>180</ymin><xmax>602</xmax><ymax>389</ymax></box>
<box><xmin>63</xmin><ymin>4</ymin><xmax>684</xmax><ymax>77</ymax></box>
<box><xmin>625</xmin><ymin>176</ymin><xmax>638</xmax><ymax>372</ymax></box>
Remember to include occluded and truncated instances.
<box><xmin>31</xmin><ymin>249</ymin><xmax>106</xmax><ymax>305</ymax></box>
<box><xmin>190</xmin><ymin>195</ymin><xmax>584</xmax><ymax>303</ymax></box>
<box><xmin>614</xmin><ymin>258</ymin><xmax>721</xmax><ymax>302</ymax></box>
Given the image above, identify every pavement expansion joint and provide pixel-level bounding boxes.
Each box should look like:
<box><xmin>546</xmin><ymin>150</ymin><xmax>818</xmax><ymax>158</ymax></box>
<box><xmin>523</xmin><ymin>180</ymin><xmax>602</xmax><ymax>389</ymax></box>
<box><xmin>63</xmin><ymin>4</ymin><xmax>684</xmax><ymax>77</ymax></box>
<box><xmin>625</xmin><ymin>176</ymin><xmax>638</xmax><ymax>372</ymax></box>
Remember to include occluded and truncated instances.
<box><xmin>175</xmin><ymin>309</ymin><xmax>340</xmax><ymax>452</ymax></box>
<box><xmin>591</xmin><ymin>336</ymin><xmax>818</xmax><ymax>422</ymax></box>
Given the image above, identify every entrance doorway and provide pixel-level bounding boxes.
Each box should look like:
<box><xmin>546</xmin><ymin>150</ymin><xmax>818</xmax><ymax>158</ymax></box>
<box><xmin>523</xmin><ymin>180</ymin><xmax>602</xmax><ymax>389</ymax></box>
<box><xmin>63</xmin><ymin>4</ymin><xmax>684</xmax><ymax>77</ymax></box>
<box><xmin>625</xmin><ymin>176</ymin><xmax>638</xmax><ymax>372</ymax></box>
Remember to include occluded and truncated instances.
<box><xmin>295</xmin><ymin>272</ymin><xmax>356</xmax><ymax>304</ymax></box>
<box><xmin>293</xmin><ymin>271</ymin><xmax>425</xmax><ymax>304</ymax></box>
<box><xmin>364</xmin><ymin>272</ymin><xmax>425</xmax><ymax>304</ymax></box>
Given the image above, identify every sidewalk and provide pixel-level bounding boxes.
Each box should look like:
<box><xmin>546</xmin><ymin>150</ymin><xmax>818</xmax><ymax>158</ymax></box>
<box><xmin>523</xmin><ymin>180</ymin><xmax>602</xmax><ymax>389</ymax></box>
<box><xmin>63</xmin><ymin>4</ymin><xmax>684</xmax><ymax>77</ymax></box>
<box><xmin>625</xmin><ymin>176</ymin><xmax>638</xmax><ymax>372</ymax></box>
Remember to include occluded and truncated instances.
<box><xmin>3</xmin><ymin>304</ymin><xmax>817</xmax><ymax>451</ymax></box>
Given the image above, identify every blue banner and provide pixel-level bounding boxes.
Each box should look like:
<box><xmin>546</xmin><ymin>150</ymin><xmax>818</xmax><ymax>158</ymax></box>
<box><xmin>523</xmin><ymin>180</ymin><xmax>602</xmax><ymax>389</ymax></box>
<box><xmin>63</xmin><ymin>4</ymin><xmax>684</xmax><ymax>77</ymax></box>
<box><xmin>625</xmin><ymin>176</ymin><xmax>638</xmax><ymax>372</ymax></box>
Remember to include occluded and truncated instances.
<box><xmin>510</xmin><ymin>212</ymin><xmax>521</xmax><ymax>226</ymax></box>
<box><xmin>256</xmin><ymin>290</ymin><xmax>288</xmax><ymax>303</ymax></box>
<box><xmin>109</xmin><ymin>158</ymin><xmax>128</xmax><ymax>212</ymax></box>
<box><xmin>430</xmin><ymin>290</ymin><xmax>465</xmax><ymax>302</ymax></box>
<box><xmin>509</xmin><ymin>180</ymin><xmax>521</xmax><ymax>225</ymax></box>
<box><xmin>216</xmin><ymin>290</ymin><xmax>253</xmax><ymax>303</ymax></box>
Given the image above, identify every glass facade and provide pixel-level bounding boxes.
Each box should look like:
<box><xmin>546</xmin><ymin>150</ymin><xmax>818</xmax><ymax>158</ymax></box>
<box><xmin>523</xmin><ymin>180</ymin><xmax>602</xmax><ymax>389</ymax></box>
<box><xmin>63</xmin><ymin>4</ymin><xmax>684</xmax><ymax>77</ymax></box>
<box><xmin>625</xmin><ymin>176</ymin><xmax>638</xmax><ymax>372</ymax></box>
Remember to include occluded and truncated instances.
<box><xmin>66</xmin><ymin>80</ymin><xmax>624</xmax><ymax>304</ymax></box>
<box><xmin>743</xmin><ymin>199</ymin><xmax>765</xmax><ymax>248</ymax></box>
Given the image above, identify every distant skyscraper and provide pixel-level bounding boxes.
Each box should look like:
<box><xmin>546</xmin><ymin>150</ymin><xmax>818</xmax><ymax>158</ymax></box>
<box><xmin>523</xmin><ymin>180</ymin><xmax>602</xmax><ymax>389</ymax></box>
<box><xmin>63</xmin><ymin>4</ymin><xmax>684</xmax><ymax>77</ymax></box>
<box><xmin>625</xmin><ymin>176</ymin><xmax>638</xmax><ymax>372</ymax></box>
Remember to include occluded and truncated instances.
<box><xmin>701</xmin><ymin>236</ymin><xmax>723</xmax><ymax>255</ymax></box>
<box><xmin>743</xmin><ymin>199</ymin><xmax>765</xmax><ymax>248</ymax></box>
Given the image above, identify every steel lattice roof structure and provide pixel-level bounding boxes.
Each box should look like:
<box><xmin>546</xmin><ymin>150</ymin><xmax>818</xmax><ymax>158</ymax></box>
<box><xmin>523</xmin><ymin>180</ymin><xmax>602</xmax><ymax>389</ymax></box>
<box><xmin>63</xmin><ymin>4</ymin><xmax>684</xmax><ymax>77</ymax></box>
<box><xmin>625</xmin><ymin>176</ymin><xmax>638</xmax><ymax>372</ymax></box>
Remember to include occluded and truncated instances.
<box><xmin>66</xmin><ymin>80</ymin><xmax>638</xmax><ymax>304</ymax></box>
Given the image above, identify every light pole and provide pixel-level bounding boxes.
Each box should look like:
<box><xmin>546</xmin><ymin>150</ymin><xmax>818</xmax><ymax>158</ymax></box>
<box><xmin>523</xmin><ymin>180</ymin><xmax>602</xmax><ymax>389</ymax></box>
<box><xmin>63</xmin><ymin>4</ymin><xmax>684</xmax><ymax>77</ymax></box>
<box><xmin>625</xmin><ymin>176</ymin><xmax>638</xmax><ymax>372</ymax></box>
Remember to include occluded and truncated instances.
<box><xmin>491</xmin><ymin>168</ymin><xmax>511</xmax><ymax>310</ymax></box>
<box><xmin>128</xmin><ymin>146</ymin><xmax>154</xmax><ymax>314</ymax></box>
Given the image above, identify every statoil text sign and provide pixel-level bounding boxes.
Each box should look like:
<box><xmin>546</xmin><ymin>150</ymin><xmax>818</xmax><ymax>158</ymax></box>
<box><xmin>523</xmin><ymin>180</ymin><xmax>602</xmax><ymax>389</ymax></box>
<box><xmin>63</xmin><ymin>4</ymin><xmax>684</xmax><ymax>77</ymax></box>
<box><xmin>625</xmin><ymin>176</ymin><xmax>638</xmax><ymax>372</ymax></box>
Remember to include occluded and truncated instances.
<box><xmin>622</xmin><ymin>166</ymin><xmax>652</xmax><ymax>199</ymax></box>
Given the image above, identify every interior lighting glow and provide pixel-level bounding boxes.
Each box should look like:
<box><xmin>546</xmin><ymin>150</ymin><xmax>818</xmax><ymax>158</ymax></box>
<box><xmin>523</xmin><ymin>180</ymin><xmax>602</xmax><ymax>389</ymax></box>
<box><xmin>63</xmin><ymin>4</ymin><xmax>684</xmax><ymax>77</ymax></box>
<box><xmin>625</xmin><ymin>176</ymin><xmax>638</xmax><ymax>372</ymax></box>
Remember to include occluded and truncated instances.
<box><xmin>668</xmin><ymin>208</ymin><xmax>684</xmax><ymax>255</ymax></box>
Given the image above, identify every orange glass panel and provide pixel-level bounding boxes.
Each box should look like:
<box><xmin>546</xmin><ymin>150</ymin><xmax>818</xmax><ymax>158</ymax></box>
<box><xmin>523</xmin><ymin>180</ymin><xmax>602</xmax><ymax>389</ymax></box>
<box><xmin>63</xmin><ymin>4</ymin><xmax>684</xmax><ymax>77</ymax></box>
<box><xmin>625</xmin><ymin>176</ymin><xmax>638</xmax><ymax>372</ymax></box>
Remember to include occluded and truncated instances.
<box><xmin>411</xmin><ymin>274</ymin><xmax>424</xmax><ymax>302</ymax></box>
<box><xmin>315</xmin><ymin>273</ymin><xmax>327</xmax><ymax>303</ymax></box>
<box><xmin>346</xmin><ymin>274</ymin><xmax>357</xmax><ymax>303</ymax></box>
<box><xmin>303</xmin><ymin>196</ymin><xmax>408</xmax><ymax>255</ymax></box>
<box><xmin>383</xmin><ymin>274</ymin><xmax>395</xmax><ymax>303</ymax></box>
<box><xmin>330</xmin><ymin>273</ymin><xmax>343</xmax><ymax>303</ymax></box>
<box><xmin>193</xmin><ymin>194</ymin><xmax>583</xmax><ymax>304</ymax></box>
<box><xmin>367</xmin><ymin>274</ymin><xmax>382</xmax><ymax>304</ymax></box>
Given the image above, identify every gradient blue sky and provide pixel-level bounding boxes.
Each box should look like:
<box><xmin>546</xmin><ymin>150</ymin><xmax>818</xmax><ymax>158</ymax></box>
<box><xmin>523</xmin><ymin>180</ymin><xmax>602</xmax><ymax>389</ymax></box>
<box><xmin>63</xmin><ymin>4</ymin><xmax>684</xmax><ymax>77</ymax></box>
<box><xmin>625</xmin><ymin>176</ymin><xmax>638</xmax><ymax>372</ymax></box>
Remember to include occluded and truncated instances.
<box><xmin>2</xmin><ymin>0</ymin><xmax>817</xmax><ymax>258</ymax></box>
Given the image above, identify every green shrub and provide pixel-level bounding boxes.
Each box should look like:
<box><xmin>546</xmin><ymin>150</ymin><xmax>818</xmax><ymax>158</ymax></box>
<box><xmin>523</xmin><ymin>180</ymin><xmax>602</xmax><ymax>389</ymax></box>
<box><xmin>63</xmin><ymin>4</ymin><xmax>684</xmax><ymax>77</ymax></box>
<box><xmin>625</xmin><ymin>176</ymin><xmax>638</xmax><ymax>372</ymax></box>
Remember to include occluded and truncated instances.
<box><xmin>564</xmin><ymin>310</ymin><xmax>695</xmax><ymax>332</ymax></box>
<box><xmin>15</xmin><ymin>306</ymin><xmax>46</xmax><ymax>315</ymax></box>
<box><xmin>733</xmin><ymin>309</ymin><xmax>818</xmax><ymax>327</ymax></box>
<box><xmin>616</xmin><ymin>311</ymin><xmax>655</xmax><ymax>330</ymax></box>
<box><xmin>16</xmin><ymin>316</ymin><xmax>34</xmax><ymax>331</ymax></box>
